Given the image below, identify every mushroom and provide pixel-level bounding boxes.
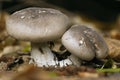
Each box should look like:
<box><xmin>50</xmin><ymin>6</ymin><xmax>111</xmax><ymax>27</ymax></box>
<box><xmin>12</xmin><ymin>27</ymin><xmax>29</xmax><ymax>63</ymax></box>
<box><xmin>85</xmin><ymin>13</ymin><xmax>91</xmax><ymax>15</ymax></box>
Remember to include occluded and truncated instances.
<box><xmin>62</xmin><ymin>24</ymin><xmax>108</xmax><ymax>61</ymax></box>
<box><xmin>6</xmin><ymin>7</ymin><xmax>73</xmax><ymax>67</ymax></box>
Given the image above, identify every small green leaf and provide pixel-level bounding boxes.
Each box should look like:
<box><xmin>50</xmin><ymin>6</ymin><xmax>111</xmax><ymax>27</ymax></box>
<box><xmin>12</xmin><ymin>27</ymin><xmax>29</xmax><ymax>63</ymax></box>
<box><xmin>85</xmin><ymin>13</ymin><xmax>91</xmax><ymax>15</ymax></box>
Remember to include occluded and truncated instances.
<box><xmin>22</xmin><ymin>45</ymin><xmax>31</xmax><ymax>52</ymax></box>
<box><xmin>96</xmin><ymin>68</ymin><xmax>120</xmax><ymax>73</ymax></box>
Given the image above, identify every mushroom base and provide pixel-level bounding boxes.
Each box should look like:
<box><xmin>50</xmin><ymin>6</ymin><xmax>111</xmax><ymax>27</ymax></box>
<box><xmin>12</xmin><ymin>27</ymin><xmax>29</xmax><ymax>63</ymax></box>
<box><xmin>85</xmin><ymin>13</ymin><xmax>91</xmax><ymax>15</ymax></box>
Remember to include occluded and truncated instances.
<box><xmin>30</xmin><ymin>43</ymin><xmax>81</xmax><ymax>67</ymax></box>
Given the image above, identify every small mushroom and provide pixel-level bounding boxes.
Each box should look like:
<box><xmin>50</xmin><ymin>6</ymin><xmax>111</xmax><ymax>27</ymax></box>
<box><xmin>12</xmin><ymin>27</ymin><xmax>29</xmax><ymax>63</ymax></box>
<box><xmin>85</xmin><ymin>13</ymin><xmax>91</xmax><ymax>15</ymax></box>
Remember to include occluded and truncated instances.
<box><xmin>6</xmin><ymin>7</ymin><xmax>72</xmax><ymax>67</ymax></box>
<box><xmin>62</xmin><ymin>25</ymin><xmax>108</xmax><ymax>61</ymax></box>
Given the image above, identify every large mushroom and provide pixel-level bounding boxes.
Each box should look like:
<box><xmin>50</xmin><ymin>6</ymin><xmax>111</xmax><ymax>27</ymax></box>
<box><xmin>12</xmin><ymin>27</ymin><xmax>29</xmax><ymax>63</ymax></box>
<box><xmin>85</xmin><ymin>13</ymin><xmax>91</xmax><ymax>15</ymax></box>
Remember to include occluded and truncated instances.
<box><xmin>6</xmin><ymin>7</ymin><xmax>80</xmax><ymax>67</ymax></box>
<box><xmin>62</xmin><ymin>24</ymin><xmax>108</xmax><ymax>61</ymax></box>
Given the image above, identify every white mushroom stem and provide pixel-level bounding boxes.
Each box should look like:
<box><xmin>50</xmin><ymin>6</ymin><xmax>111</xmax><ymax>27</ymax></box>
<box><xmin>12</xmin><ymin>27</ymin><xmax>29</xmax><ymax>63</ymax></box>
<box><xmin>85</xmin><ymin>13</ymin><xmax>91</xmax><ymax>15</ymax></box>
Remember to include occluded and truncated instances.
<box><xmin>68</xmin><ymin>55</ymin><xmax>82</xmax><ymax>67</ymax></box>
<box><xmin>31</xmin><ymin>42</ymin><xmax>57</xmax><ymax>67</ymax></box>
<box><xmin>57</xmin><ymin>54</ymin><xmax>81</xmax><ymax>67</ymax></box>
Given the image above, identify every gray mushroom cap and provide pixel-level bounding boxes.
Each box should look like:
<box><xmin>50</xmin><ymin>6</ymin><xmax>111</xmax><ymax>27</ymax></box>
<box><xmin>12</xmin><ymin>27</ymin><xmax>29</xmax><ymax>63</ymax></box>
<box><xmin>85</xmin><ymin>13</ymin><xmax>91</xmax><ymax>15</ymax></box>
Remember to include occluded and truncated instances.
<box><xmin>62</xmin><ymin>25</ymin><xmax>108</xmax><ymax>61</ymax></box>
<box><xmin>6</xmin><ymin>7</ymin><xmax>70</xmax><ymax>42</ymax></box>
<box><xmin>62</xmin><ymin>25</ymin><xmax>95</xmax><ymax>61</ymax></box>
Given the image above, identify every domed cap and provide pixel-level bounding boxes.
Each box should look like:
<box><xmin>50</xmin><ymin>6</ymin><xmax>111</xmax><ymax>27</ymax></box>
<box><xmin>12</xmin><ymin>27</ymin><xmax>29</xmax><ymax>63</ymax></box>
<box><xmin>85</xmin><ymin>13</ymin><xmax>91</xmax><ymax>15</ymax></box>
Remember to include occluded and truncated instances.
<box><xmin>6</xmin><ymin>7</ymin><xmax>70</xmax><ymax>42</ymax></box>
<box><xmin>62</xmin><ymin>25</ymin><xmax>108</xmax><ymax>61</ymax></box>
<box><xmin>62</xmin><ymin>25</ymin><xmax>95</xmax><ymax>61</ymax></box>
